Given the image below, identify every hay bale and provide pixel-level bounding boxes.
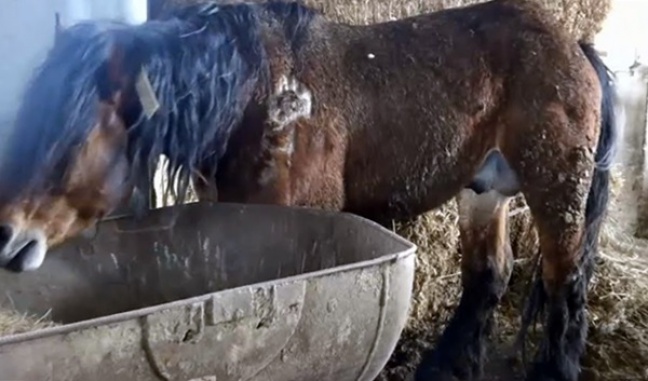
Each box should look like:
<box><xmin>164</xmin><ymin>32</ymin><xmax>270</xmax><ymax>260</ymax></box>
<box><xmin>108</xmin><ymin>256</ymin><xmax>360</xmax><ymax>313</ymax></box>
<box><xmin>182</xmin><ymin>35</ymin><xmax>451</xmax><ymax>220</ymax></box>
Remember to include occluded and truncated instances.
<box><xmin>151</xmin><ymin>0</ymin><xmax>610</xmax><ymax>41</ymax></box>
<box><xmin>307</xmin><ymin>0</ymin><xmax>609</xmax><ymax>41</ymax></box>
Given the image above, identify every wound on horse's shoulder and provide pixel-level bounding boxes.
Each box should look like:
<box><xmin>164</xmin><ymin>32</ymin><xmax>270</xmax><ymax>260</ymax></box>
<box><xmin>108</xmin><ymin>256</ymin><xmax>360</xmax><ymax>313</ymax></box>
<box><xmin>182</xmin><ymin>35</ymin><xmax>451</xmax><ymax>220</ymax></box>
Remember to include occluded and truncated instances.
<box><xmin>267</xmin><ymin>75</ymin><xmax>313</xmax><ymax>129</ymax></box>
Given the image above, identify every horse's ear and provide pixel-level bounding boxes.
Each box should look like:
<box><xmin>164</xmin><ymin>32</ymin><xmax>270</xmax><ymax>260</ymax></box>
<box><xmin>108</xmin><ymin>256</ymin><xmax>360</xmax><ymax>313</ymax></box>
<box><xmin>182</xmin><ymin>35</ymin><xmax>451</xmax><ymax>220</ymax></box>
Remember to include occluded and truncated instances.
<box><xmin>54</xmin><ymin>12</ymin><xmax>63</xmax><ymax>44</ymax></box>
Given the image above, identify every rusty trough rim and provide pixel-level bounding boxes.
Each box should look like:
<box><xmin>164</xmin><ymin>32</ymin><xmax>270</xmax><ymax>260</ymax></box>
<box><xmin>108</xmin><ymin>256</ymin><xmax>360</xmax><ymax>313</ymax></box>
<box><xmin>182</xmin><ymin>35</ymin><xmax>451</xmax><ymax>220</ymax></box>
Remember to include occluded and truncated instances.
<box><xmin>0</xmin><ymin>212</ymin><xmax>416</xmax><ymax>347</ymax></box>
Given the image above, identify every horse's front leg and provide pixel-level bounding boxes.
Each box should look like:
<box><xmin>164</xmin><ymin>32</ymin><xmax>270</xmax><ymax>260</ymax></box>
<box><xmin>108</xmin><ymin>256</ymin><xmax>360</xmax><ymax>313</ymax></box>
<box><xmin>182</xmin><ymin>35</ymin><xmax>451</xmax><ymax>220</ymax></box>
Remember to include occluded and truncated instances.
<box><xmin>415</xmin><ymin>189</ymin><xmax>514</xmax><ymax>381</ymax></box>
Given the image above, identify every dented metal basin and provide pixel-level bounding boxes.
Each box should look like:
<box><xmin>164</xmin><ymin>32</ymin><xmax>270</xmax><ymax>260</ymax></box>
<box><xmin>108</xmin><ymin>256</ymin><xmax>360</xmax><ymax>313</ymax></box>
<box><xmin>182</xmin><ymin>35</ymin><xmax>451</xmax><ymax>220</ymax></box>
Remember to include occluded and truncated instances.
<box><xmin>0</xmin><ymin>203</ymin><xmax>416</xmax><ymax>381</ymax></box>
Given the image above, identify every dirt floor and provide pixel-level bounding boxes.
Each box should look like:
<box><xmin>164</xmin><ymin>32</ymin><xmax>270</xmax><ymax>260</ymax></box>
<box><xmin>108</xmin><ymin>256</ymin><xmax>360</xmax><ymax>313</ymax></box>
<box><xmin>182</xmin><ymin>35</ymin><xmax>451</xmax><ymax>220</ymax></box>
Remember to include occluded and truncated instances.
<box><xmin>378</xmin><ymin>337</ymin><xmax>526</xmax><ymax>381</ymax></box>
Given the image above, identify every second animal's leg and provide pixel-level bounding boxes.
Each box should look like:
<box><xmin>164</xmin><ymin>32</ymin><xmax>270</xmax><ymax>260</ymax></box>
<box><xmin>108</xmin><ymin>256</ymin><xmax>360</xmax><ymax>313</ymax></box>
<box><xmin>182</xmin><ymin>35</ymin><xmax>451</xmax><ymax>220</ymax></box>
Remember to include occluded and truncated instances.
<box><xmin>415</xmin><ymin>189</ymin><xmax>514</xmax><ymax>381</ymax></box>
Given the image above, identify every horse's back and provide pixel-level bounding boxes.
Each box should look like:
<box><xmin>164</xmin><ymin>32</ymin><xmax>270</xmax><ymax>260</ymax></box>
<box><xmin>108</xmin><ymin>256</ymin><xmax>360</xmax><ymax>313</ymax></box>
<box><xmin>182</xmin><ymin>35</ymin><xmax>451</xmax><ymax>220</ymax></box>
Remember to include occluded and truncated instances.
<box><xmin>241</xmin><ymin>0</ymin><xmax>599</xmax><ymax>219</ymax></box>
<box><xmin>305</xmin><ymin>0</ymin><xmax>586</xmax><ymax>218</ymax></box>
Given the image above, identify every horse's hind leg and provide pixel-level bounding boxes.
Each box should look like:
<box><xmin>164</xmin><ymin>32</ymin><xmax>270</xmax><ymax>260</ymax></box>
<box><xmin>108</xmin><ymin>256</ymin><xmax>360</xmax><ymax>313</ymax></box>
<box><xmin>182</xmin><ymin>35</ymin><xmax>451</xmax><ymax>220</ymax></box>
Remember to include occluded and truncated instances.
<box><xmin>505</xmin><ymin>120</ymin><xmax>601</xmax><ymax>381</ymax></box>
<box><xmin>518</xmin><ymin>153</ymin><xmax>595</xmax><ymax>381</ymax></box>
<box><xmin>415</xmin><ymin>189</ymin><xmax>514</xmax><ymax>381</ymax></box>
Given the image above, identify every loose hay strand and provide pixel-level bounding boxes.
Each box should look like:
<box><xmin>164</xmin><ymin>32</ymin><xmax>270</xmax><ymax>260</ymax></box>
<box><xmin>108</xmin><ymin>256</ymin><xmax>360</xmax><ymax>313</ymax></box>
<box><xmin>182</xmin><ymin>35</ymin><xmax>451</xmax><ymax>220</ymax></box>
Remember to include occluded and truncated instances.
<box><xmin>0</xmin><ymin>305</ymin><xmax>58</xmax><ymax>337</ymax></box>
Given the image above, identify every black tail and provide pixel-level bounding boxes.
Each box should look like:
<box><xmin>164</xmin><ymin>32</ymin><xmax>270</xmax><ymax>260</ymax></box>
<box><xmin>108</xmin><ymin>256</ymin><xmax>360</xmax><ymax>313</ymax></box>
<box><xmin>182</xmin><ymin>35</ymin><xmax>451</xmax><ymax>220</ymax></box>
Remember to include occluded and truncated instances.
<box><xmin>578</xmin><ymin>41</ymin><xmax>618</xmax><ymax>280</ymax></box>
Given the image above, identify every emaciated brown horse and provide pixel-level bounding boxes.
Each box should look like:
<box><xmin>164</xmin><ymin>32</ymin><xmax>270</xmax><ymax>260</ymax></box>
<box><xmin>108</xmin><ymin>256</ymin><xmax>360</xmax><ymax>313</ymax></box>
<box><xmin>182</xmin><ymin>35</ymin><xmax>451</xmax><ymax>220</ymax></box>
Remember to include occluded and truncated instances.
<box><xmin>0</xmin><ymin>1</ymin><xmax>617</xmax><ymax>380</ymax></box>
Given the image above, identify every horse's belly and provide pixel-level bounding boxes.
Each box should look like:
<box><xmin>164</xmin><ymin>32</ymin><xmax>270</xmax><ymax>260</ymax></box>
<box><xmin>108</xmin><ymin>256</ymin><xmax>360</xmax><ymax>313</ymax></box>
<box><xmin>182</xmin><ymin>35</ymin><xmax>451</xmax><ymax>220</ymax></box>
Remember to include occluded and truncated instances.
<box><xmin>344</xmin><ymin>162</ymin><xmax>471</xmax><ymax>221</ymax></box>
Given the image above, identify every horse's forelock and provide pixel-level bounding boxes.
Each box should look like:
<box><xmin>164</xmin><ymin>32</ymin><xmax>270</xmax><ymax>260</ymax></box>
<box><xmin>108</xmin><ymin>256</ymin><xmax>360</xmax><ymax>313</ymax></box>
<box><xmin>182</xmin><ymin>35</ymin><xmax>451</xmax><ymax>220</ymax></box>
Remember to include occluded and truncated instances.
<box><xmin>0</xmin><ymin>21</ymin><xmax>133</xmax><ymax>203</ymax></box>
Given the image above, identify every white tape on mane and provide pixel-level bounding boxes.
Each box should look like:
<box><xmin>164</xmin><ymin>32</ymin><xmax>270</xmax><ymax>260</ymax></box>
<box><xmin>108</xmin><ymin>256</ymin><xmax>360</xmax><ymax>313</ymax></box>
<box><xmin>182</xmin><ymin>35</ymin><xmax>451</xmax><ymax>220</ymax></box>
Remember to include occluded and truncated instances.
<box><xmin>135</xmin><ymin>68</ymin><xmax>160</xmax><ymax>119</ymax></box>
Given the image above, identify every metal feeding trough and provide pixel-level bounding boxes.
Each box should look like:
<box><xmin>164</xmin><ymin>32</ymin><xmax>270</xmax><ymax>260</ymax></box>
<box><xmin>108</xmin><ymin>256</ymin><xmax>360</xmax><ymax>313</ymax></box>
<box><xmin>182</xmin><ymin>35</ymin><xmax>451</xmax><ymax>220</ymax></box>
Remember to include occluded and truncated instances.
<box><xmin>0</xmin><ymin>203</ymin><xmax>416</xmax><ymax>381</ymax></box>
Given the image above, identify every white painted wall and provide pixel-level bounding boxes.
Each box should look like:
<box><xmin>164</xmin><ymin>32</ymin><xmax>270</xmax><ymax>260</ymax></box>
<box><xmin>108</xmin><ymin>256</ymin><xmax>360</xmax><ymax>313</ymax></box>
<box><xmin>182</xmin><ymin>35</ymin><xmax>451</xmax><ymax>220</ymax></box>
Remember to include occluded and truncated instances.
<box><xmin>0</xmin><ymin>0</ymin><xmax>148</xmax><ymax>143</ymax></box>
<box><xmin>595</xmin><ymin>0</ymin><xmax>648</xmax><ymax>73</ymax></box>
<box><xmin>595</xmin><ymin>0</ymin><xmax>648</xmax><ymax>235</ymax></box>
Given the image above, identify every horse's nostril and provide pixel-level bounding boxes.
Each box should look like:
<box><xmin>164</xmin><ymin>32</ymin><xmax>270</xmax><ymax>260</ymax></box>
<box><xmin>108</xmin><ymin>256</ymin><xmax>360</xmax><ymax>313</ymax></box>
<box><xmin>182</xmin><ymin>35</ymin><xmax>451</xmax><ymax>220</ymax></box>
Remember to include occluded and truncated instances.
<box><xmin>0</xmin><ymin>225</ymin><xmax>13</xmax><ymax>250</ymax></box>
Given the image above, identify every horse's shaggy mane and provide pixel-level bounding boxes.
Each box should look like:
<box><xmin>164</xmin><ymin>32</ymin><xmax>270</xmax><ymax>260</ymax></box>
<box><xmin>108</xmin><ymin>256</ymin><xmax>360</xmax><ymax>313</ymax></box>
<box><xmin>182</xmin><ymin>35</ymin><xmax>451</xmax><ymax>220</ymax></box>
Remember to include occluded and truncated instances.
<box><xmin>0</xmin><ymin>1</ymin><xmax>319</xmax><ymax>207</ymax></box>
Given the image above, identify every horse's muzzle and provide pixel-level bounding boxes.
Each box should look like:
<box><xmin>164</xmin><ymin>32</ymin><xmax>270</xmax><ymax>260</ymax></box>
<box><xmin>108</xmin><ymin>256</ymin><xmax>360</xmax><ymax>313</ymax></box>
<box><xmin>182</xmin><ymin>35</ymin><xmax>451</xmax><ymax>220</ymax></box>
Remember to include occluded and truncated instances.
<box><xmin>0</xmin><ymin>225</ymin><xmax>47</xmax><ymax>272</ymax></box>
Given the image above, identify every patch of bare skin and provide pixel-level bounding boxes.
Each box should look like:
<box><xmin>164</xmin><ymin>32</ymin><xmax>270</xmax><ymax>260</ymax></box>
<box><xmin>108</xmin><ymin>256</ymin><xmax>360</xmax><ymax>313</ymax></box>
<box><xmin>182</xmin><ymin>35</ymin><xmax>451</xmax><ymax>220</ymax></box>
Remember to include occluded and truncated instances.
<box><xmin>267</xmin><ymin>75</ymin><xmax>313</xmax><ymax>131</ymax></box>
<box><xmin>258</xmin><ymin>75</ymin><xmax>313</xmax><ymax>186</ymax></box>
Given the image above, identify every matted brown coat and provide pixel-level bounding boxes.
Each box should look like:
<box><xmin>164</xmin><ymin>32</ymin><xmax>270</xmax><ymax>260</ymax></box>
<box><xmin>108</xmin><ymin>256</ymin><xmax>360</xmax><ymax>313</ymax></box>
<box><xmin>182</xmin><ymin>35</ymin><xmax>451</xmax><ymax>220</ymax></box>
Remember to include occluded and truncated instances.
<box><xmin>0</xmin><ymin>1</ymin><xmax>618</xmax><ymax>381</ymax></box>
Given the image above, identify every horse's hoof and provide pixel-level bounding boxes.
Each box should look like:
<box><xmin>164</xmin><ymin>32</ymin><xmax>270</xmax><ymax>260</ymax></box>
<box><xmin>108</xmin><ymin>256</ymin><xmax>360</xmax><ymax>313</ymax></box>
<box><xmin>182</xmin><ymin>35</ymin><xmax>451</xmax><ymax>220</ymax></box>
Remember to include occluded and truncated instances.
<box><xmin>413</xmin><ymin>367</ymin><xmax>455</xmax><ymax>381</ymax></box>
<box><xmin>525</xmin><ymin>362</ymin><xmax>577</xmax><ymax>381</ymax></box>
<box><xmin>525</xmin><ymin>373</ymin><xmax>558</xmax><ymax>381</ymax></box>
<box><xmin>413</xmin><ymin>345</ymin><xmax>486</xmax><ymax>381</ymax></box>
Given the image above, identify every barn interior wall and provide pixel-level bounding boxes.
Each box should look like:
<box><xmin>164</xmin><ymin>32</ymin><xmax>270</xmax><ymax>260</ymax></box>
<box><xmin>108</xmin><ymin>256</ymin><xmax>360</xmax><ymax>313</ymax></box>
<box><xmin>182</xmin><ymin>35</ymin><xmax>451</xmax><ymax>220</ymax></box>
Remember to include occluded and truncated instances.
<box><xmin>596</xmin><ymin>0</ymin><xmax>648</xmax><ymax>237</ymax></box>
<box><xmin>0</xmin><ymin>0</ymin><xmax>147</xmax><ymax>150</ymax></box>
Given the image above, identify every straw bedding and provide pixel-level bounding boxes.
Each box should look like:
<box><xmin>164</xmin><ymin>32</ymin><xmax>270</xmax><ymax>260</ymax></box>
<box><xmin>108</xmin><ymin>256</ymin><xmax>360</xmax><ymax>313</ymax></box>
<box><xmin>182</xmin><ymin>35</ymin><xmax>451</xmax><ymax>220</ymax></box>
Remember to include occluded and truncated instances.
<box><xmin>0</xmin><ymin>306</ymin><xmax>57</xmax><ymax>337</ymax></box>
<box><xmin>4</xmin><ymin>1</ymin><xmax>647</xmax><ymax>380</ymax></box>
